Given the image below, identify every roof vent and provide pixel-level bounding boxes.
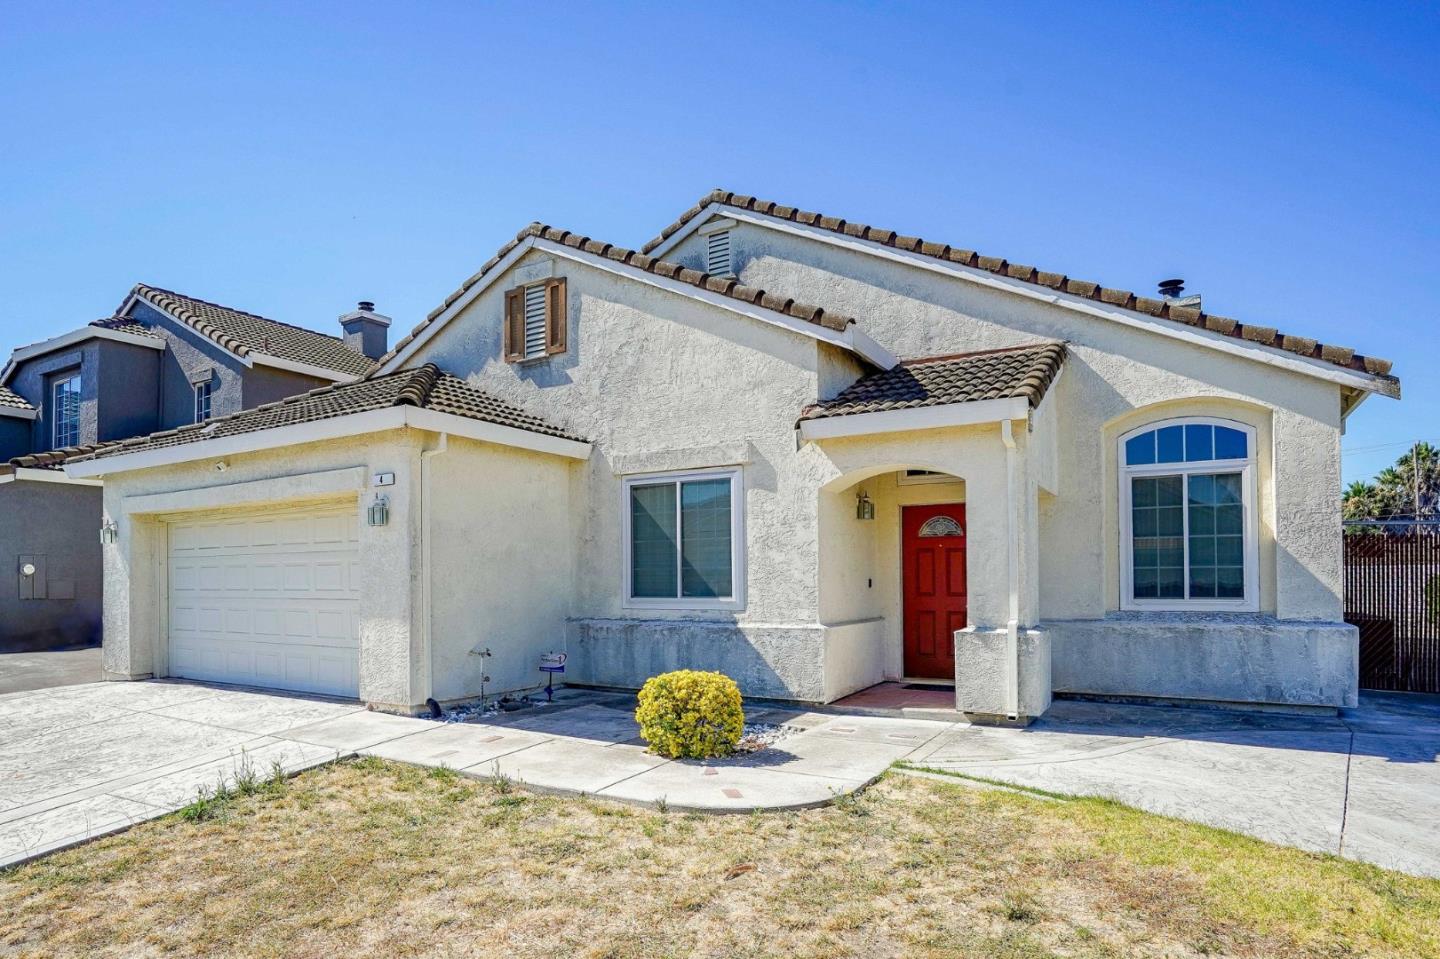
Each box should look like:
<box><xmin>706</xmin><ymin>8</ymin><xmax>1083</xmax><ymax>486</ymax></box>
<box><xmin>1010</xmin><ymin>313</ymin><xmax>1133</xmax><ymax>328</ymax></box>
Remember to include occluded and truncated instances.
<box><xmin>357</xmin><ymin>300</ymin><xmax>375</xmax><ymax>313</ymax></box>
<box><xmin>1158</xmin><ymin>278</ymin><xmax>1202</xmax><ymax>311</ymax></box>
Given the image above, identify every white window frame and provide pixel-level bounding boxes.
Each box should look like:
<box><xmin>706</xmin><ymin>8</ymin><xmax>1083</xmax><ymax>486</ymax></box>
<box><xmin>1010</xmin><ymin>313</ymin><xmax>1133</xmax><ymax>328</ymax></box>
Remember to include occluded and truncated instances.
<box><xmin>193</xmin><ymin>380</ymin><xmax>213</xmax><ymax>423</ymax></box>
<box><xmin>621</xmin><ymin>467</ymin><xmax>746</xmax><ymax>611</ymax></box>
<box><xmin>1118</xmin><ymin>416</ymin><xmax>1260</xmax><ymax>612</ymax></box>
<box><xmin>51</xmin><ymin>372</ymin><xmax>81</xmax><ymax>448</ymax></box>
<box><xmin>896</xmin><ymin>468</ymin><xmax>956</xmax><ymax>486</ymax></box>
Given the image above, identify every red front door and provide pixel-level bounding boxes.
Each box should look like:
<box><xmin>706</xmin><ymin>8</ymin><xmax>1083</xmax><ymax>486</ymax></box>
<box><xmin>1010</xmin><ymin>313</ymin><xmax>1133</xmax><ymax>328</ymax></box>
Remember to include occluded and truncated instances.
<box><xmin>902</xmin><ymin>503</ymin><xmax>967</xmax><ymax>679</ymax></box>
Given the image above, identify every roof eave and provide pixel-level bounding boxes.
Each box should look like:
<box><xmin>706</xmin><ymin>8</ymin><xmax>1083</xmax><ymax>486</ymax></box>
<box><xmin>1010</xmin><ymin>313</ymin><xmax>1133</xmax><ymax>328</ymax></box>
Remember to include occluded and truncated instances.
<box><xmin>0</xmin><ymin>325</ymin><xmax>166</xmax><ymax>386</ymax></box>
<box><xmin>798</xmin><ymin>395</ymin><xmax>1031</xmax><ymax>441</ymax></box>
<box><xmin>377</xmin><ymin>235</ymin><xmax>897</xmax><ymax>375</ymax></box>
<box><xmin>650</xmin><ymin>200</ymin><xmax>1398</xmax><ymax>398</ymax></box>
<box><xmin>64</xmin><ymin>406</ymin><xmax>590</xmax><ymax>479</ymax></box>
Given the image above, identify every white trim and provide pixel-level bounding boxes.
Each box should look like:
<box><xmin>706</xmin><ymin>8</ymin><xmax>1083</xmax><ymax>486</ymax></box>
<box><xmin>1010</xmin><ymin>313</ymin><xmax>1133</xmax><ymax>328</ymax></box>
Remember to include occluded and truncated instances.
<box><xmin>1117</xmin><ymin>416</ymin><xmax>1260</xmax><ymax>613</ymax></box>
<box><xmin>0</xmin><ymin>468</ymin><xmax>102</xmax><ymax>487</ymax></box>
<box><xmin>0</xmin><ymin>406</ymin><xmax>36</xmax><ymax>420</ymax></box>
<box><xmin>249</xmin><ymin>353</ymin><xmax>358</xmax><ymax>383</ymax></box>
<box><xmin>697</xmin><ymin>217</ymin><xmax>738</xmax><ymax>236</ymax></box>
<box><xmin>799</xmin><ymin>396</ymin><xmax>1029</xmax><ymax>441</ymax></box>
<box><xmin>376</xmin><ymin>235</ymin><xmax>898</xmax><ymax>375</ymax></box>
<box><xmin>51</xmin><ymin>372</ymin><xmax>81</xmax><ymax>449</ymax></box>
<box><xmin>621</xmin><ymin>466</ymin><xmax>746</xmax><ymax>612</ymax></box>
<box><xmin>0</xmin><ymin>326</ymin><xmax>164</xmax><ymax>385</ymax></box>
<box><xmin>63</xmin><ymin>406</ymin><xmax>590</xmax><ymax>478</ymax></box>
<box><xmin>193</xmin><ymin>380</ymin><xmax>212</xmax><ymax>423</ymax></box>
<box><xmin>896</xmin><ymin>469</ymin><xmax>957</xmax><ymax>486</ymax></box>
<box><xmin>651</xmin><ymin>203</ymin><xmax>1397</xmax><ymax>398</ymax></box>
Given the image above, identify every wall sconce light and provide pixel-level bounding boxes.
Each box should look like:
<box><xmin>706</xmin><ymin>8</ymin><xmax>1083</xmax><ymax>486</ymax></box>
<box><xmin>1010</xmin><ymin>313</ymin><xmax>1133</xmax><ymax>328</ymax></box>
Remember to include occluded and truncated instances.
<box><xmin>367</xmin><ymin>494</ymin><xmax>390</xmax><ymax>527</ymax></box>
<box><xmin>856</xmin><ymin>490</ymin><xmax>875</xmax><ymax>521</ymax></box>
<box><xmin>100</xmin><ymin>519</ymin><xmax>118</xmax><ymax>544</ymax></box>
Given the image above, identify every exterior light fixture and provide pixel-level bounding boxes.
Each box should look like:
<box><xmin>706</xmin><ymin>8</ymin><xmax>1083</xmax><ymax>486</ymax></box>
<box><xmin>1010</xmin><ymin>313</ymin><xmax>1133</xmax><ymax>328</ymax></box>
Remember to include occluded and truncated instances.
<box><xmin>856</xmin><ymin>490</ymin><xmax>875</xmax><ymax>521</ymax></box>
<box><xmin>100</xmin><ymin>519</ymin><xmax>118</xmax><ymax>544</ymax></box>
<box><xmin>20</xmin><ymin>562</ymin><xmax>36</xmax><ymax>577</ymax></box>
<box><xmin>367</xmin><ymin>494</ymin><xmax>390</xmax><ymax>527</ymax></box>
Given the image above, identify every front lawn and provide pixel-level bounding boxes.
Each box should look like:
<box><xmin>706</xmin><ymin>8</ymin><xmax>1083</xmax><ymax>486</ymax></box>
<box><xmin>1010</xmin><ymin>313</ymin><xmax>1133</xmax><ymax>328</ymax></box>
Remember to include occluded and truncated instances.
<box><xmin>2</xmin><ymin>758</ymin><xmax>1436</xmax><ymax>958</ymax></box>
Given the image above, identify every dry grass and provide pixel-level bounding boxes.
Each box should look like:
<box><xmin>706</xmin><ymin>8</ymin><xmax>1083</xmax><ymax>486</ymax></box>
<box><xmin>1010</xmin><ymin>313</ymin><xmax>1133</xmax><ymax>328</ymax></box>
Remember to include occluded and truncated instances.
<box><xmin>2</xmin><ymin>758</ymin><xmax>1437</xmax><ymax>958</ymax></box>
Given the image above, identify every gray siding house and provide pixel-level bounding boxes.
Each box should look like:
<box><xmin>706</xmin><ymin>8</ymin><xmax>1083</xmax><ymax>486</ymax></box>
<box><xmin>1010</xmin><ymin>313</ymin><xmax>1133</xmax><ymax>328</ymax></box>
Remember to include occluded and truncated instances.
<box><xmin>0</xmin><ymin>286</ymin><xmax>383</xmax><ymax>651</ymax></box>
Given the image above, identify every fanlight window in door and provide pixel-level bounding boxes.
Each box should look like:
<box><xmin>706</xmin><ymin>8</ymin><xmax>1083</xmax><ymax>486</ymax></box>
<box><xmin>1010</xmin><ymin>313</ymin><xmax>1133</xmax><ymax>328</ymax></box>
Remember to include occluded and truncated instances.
<box><xmin>918</xmin><ymin>515</ymin><xmax>964</xmax><ymax>538</ymax></box>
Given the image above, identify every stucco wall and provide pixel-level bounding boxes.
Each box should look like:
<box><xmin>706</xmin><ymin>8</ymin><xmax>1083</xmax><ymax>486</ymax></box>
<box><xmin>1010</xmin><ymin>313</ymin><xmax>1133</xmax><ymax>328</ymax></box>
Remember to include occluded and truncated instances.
<box><xmin>415</xmin><ymin>250</ymin><xmax>834</xmax><ymax>626</ymax></box>
<box><xmin>425</xmin><ymin>435</ymin><xmax>574</xmax><ymax>703</ymax></box>
<box><xmin>0</xmin><ymin>480</ymin><xmax>102</xmax><ymax>651</ymax></box>
<box><xmin>99</xmin><ymin>432</ymin><xmax>428</xmax><ymax>710</ymax></box>
<box><xmin>0</xmin><ymin>418</ymin><xmax>30</xmax><ymax>461</ymax></box>
<box><xmin>669</xmin><ymin>220</ymin><xmax>1349</xmax><ymax>623</ymax></box>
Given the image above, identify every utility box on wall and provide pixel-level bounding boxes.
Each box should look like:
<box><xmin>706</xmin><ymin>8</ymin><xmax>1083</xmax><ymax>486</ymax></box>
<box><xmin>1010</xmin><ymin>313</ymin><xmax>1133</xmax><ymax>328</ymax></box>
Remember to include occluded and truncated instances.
<box><xmin>17</xmin><ymin>553</ymin><xmax>46</xmax><ymax>600</ymax></box>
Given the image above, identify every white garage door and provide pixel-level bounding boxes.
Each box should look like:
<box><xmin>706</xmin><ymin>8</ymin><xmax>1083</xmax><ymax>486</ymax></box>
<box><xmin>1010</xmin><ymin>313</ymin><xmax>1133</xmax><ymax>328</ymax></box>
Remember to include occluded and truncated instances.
<box><xmin>167</xmin><ymin>503</ymin><xmax>361</xmax><ymax>697</ymax></box>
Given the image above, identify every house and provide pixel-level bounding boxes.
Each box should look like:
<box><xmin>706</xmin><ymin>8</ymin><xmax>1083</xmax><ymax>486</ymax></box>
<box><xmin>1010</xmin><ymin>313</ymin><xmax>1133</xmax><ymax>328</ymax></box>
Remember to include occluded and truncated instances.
<box><xmin>57</xmin><ymin>192</ymin><xmax>1399</xmax><ymax>721</ymax></box>
<box><xmin>0</xmin><ymin>286</ymin><xmax>382</xmax><ymax>651</ymax></box>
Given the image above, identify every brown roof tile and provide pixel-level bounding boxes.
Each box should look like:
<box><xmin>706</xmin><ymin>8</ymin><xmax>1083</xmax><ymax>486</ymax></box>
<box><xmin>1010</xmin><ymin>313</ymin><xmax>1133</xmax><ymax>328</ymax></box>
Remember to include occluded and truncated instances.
<box><xmin>90</xmin><ymin>315</ymin><xmax>163</xmax><ymax>339</ymax></box>
<box><xmin>0</xmin><ymin>385</ymin><xmax>33</xmax><ymax>412</ymax></box>
<box><xmin>375</xmin><ymin>224</ymin><xmax>858</xmax><ymax>368</ymax></box>
<box><xmin>127</xmin><ymin>285</ymin><xmax>374</xmax><ymax>378</ymax></box>
<box><xmin>645</xmin><ymin>190</ymin><xmax>1396</xmax><ymax>384</ymax></box>
<box><xmin>11</xmin><ymin>364</ymin><xmax>581</xmax><ymax>469</ymax></box>
<box><xmin>799</xmin><ymin>342</ymin><xmax>1066</xmax><ymax>422</ymax></box>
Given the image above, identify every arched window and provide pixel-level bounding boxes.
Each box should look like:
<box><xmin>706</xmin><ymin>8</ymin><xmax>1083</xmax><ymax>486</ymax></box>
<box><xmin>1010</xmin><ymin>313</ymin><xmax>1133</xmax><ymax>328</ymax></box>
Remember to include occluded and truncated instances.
<box><xmin>1119</xmin><ymin>417</ymin><xmax>1258</xmax><ymax>611</ymax></box>
<box><xmin>918</xmin><ymin>515</ymin><xmax>964</xmax><ymax>538</ymax></box>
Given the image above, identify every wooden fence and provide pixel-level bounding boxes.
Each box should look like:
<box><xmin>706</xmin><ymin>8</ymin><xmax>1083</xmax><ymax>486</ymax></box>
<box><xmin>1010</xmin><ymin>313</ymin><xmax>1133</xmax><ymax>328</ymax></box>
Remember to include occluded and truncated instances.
<box><xmin>1343</xmin><ymin>528</ymin><xmax>1440</xmax><ymax>693</ymax></box>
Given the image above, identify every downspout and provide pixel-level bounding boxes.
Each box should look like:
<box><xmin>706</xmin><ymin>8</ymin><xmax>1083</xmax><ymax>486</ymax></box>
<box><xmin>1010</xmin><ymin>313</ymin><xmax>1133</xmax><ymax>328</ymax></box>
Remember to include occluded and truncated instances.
<box><xmin>1001</xmin><ymin>419</ymin><xmax>1021</xmax><ymax>719</ymax></box>
<box><xmin>420</xmin><ymin>432</ymin><xmax>449</xmax><ymax>706</ymax></box>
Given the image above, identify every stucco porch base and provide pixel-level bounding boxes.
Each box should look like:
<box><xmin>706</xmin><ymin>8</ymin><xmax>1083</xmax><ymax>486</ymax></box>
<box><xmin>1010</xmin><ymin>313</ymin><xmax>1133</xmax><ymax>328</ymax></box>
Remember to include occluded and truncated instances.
<box><xmin>568</xmin><ymin>619</ymin><xmax>886</xmax><ymax>703</ymax></box>
<box><xmin>1047</xmin><ymin>614</ymin><xmax>1359</xmax><ymax>709</ymax></box>
<box><xmin>954</xmin><ymin>626</ymin><xmax>1052</xmax><ymax>725</ymax></box>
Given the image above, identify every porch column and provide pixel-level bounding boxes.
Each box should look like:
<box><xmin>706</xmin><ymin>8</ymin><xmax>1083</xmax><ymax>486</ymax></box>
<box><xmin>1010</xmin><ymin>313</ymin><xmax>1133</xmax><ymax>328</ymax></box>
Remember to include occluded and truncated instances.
<box><xmin>954</xmin><ymin>417</ymin><xmax>1050</xmax><ymax>724</ymax></box>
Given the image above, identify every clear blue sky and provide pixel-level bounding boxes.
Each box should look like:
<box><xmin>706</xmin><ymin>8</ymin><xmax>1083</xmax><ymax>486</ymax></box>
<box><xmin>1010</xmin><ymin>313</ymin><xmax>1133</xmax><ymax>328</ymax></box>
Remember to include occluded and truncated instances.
<box><xmin>2</xmin><ymin>2</ymin><xmax>1434</xmax><ymax>484</ymax></box>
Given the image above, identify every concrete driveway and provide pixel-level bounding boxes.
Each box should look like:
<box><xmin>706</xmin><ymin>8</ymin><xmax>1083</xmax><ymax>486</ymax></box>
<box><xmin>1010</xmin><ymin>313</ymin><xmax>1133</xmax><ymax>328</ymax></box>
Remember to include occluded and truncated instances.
<box><xmin>0</xmin><ymin>647</ymin><xmax>102</xmax><ymax>695</ymax></box>
<box><xmin>905</xmin><ymin>692</ymin><xmax>1440</xmax><ymax>878</ymax></box>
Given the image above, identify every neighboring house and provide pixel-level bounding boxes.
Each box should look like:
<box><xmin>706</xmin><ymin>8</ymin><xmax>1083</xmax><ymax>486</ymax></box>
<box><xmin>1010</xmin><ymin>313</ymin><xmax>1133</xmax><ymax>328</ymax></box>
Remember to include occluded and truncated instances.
<box><xmin>0</xmin><ymin>286</ymin><xmax>383</xmax><ymax>651</ymax></box>
<box><xmin>59</xmin><ymin>193</ymin><xmax>1398</xmax><ymax>721</ymax></box>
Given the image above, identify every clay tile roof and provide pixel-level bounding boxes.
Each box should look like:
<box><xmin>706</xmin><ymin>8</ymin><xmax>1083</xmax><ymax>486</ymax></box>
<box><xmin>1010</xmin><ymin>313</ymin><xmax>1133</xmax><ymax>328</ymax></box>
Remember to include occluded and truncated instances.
<box><xmin>12</xmin><ymin>364</ymin><xmax>581</xmax><ymax>469</ymax></box>
<box><xmin>376</xmin><ymin>223</ymin><xmax>858</xmax><ymax>368</ymax></box>
<box><xmin>89</xmin><ymin>315</ymin><xmax>163</xmax><ymax>339</ymax></box>
<box><xmin>799</xmin><ymin>342</ymin><xmax>1066</xmax><ymax>422</ymax></box>
<box><xmin>0</xmin><ymin>385</ymin><xmax>34</xmax><ymax>412</ymax></box>
<box><xmin>126</xmin><ymin>284</ymin><xmax>374</xmax><ymax>378</ymax></box>
<box><xmin>646</xmin><ymin>190</ymin><xmax>1396</xmax><ymax>385</ymax></box>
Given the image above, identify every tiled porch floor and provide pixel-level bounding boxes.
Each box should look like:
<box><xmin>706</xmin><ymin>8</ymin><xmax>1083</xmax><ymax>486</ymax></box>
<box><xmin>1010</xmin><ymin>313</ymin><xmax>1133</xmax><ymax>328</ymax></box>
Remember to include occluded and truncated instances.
<box><xmin>832</xmin><ymin>681</ymin><xmax>959</xmax><ymax>715</ymax></box>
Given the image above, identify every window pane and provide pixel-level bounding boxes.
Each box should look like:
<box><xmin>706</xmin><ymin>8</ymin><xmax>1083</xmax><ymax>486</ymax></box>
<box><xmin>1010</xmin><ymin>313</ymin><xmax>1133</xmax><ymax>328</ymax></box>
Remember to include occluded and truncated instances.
<box><xmin>1125</xmin><ymin>432</ymin><xmax>1156</xmax><ymax>466</ymax></box>
<box><xmin>630</xmin><ymin>484</ymin><xmax>677</xmax><ymax>598</ymax></box>
<box><xmin>1187</xmin><ymin>471</ymin><xmax>1246</xmax><ymax>602</ymax></box>
<box><xmin>1214</xmin><ymin>426</ymin><xmax>1248</xmax><ymax>460</ymax></box>
<box><xmin>1131</xmin><ymin>476</ymin><xmax>1185</xmax><ymax>601</ymax></box>
<box><xmin>680</xmin><ymin>479</ymin><xmax>732</xmax><ymax>598</ymax></box>
<box><xmin>1156</xmin><ymin>426</ymin><xmax>1184</xmax><ymax>463</ymax></box>
<box><xmin>1184</xmin><ymin>424</ymin><xmax>1213</xmax><ymax>462</ymax></box>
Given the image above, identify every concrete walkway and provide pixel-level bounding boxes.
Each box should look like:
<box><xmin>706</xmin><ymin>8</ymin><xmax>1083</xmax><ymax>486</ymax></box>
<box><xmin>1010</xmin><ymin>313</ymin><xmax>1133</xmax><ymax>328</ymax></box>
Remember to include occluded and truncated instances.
<box><xmin>903</xmin><ymin>693</ymin><xmax>1440</xmax><ymax>878</ymax></box>
<box><xmin>0</xmin><ymin>681</ymin><xmax>948</xmax><ymax>869</ymax></box>
<box><xmin>4</xmin><ymin>680</ymin><xmax>1438</xmax><ymax>878</ymax></box>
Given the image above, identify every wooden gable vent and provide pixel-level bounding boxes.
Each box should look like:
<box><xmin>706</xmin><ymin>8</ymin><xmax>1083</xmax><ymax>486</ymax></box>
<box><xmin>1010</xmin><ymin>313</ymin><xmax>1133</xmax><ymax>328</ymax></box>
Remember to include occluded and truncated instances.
<box><xmin>504</xmin><ymin>277</ymin><xmax>567</xmax><ymax>362</ymax></box>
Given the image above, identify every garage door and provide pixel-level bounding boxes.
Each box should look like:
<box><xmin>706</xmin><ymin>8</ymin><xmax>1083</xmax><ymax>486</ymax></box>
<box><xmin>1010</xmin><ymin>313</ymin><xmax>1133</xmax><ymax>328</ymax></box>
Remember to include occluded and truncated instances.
<box><xmin>167</xmin><ymin>503</ymin><xmax>361</xmax><ymax>697</ymax></box>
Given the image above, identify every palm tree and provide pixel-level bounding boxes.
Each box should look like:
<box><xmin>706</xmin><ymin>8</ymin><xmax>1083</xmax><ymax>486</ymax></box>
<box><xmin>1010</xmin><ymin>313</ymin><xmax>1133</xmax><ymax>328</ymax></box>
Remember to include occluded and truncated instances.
<box><xmin>1343</xmin><ymin>441</ymin><xmax>1440</xmax><ymax>528</ymax></box>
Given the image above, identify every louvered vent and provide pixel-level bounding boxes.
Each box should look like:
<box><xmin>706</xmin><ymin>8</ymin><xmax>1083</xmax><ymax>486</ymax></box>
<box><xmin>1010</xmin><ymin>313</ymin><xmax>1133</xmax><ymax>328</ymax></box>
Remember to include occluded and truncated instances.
<box><xmin>523</xmin><ymin>283</ymin><xmax>547</xmax><ymax>358</ymax></box>
<box><xmin>705</xmin><ymin>229</ymin><xmax>733</xmax><ymax>276</ymax></box>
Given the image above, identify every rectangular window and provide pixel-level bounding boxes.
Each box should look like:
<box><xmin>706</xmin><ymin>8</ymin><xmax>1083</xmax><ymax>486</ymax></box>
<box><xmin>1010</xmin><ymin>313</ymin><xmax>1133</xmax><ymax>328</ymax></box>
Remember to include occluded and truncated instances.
<box><xmin>193</xmin><ymin>381</ymin><xmax>213</xmax><ymax>422</ymax></box>
<box><xmin>1121</xmin><ymin>419</ymin><xmax>1257</xmax><ymax>611</ymax></box>
<box><xmin>51</xmin><ymin>373</ymin><xmax>81</xmax><ymax>448</ymax></box>
<box><xmin>625</xmin><ymin>469</ymin><xmax>743</xmax><ymax>607</ymax></box>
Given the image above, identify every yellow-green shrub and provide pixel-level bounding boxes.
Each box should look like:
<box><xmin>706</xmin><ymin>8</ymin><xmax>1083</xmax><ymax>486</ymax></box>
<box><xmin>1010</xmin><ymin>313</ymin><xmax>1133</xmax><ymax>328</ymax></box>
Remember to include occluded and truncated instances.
<box><xmin>635</xmin><ymin>670</ymin><xmax>744</xmax><ymax>759</ymax></box>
